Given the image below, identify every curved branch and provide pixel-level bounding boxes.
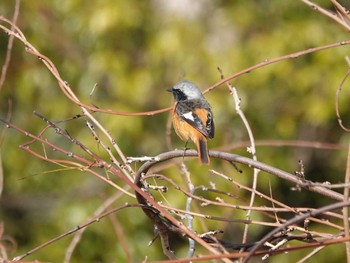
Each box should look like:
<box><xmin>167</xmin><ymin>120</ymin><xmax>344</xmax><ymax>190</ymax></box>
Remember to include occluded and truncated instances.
<box><xmin>136</xmin><ymin>150</ymin><xmax>343</xmax><ymax>201</ymax></box>
<box><xmin>134</xmin><ymin>149</ymin><xmax>344</xmax><ymax>258</ymax></box>
<box><xmin>335</xmin><ymin>69</ymin><xmax>350</xmax><ymax>132</ymax></box>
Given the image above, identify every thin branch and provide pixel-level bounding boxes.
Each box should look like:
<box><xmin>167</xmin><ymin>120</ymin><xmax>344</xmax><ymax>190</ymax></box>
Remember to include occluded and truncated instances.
<box><xmin>0</xmin><ymin>0</ymin><xmax>20</xmax><ymax>91</ymax></box>
<box><xmin>243</xmin><ymin>200</ymin><xmax>350</xmax><ymax>262</ymax></box>
<box><xmin>13</xmin><ymin>204</ymin><xmax>142</xmax><ymax>261</ymax></box>
<box><xmin>343</xmin><ymin>137</ymin><xmax>350</xmax><ymax>261</ymax></box>
<box><xmin>152</xmin><ymin>236</ymin><xmax>350</xmax><ymax>262</ymax></box>
<box><xmin>296</xmin><ymin>245</ymin><xmax>325</xmax><ymax>263</ymax></box>
<box><xmin>135</xmin><ymin>149</ymin><xmax>345</xmax><ymax>201</ymax></box>
<box><xmin>134</xmin><ymin>156</ymin><xmax>230</xmax><ymax>261</ymax></box>
<box><xmin>64</xmin><ymin>190</ymin><xmax>130</xmax><ymax>263</ymax></box>
<box><xmin>205</xmin><ymin>39</ymin><xmax>350</xmax><ymax>93</ymax></box>
<box><xmin>301</xmin><ymin>0</ymin><xmax>350</xmax><ymax>31</ymax></box>
<box><xmin>335</xmin><ymin>68</ymin><xmax>350</xmax><ymax>131</ymax></box>
<box><xmin>181</xmin><ymin>163</ymin><xmax>196</xmax><ymax>257</ymax></box>
<box><xmin>0</xmin><ymin>16</ymin><xmax>170</xmax><ymax>116</ymax></box>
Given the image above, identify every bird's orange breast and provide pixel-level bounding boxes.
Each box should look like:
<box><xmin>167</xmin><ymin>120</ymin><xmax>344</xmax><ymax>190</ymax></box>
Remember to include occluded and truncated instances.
<box><xmin>172</xmin><ymin>107</ymin><xmax>206</xmax><ymax>144</ymax></box>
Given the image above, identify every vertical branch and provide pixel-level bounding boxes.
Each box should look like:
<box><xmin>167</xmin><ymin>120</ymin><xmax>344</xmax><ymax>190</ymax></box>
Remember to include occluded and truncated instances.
<box><xmin>181</xmin><ymin>163</ymin><xmax>196</xmax><ymax>258</ymax></box>
<box><xmin>335</xmin><ymin>68</ymin><xmax>350</xmax><ymax>132</ymax></box>
<box><xmin>336</xmin><ymin>62</ymin><xmax>350</xmax><ymax>260</ymax></box>
<box><xmin>0</xmin><ymin>0</ymin><xmax>20</xmax><ymax>91</ymax></box>
<box><xmin>343</xmin><ymin>137</ymin><xmax>350</xmax><ymax>261</ymax></box>
<box><xmin>230</xmin><ymin>87</ymin><xmax>260</xmax><ymax>245</ymax></box>
<box><xmin>336</xmin><ymin>62</ymin><xmax>350</xmax><ymax>258</ymax></box>
<box><xmin>0</xmin><ymin>55</ymin><xmax>13</xmax><ymax>221</ymax></box>
<box><xmin>217</xmin><ymin>67</ymin><xmax>260</xmax><ymax>245</ymax></box>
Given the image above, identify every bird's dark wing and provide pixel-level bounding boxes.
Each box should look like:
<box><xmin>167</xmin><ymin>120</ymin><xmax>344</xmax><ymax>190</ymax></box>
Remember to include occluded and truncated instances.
<box><xmin>175</xmin><ymin>99</ymin><xmax>214</xmax><ymax>139</ymax></box>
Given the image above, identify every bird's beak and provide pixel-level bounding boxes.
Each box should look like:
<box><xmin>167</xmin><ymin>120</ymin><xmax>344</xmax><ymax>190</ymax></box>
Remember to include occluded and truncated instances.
<box><xmin>167</xmin><ymin>88</ymin><xmax>173</xmax><ymax>93</ymax></box>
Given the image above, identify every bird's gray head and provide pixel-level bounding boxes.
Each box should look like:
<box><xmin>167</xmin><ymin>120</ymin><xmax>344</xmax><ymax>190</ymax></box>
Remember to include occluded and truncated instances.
<box><xmin>168</xmin><ymin>80</ymin><xmax>205</xmax><ymax>101</ymax></box>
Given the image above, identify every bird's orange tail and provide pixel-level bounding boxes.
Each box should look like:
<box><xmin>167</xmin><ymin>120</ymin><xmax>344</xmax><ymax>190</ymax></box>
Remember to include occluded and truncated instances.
<box><xmin>197</xmin><ymin>138</ymin><xmax>209</xmax><ymax>164</ymax></box>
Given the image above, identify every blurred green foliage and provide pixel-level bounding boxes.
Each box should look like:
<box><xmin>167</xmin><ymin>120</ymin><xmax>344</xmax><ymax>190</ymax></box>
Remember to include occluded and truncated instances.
<box><xmin>1</xmin><ymin>1</ymin><xmax>350</xmax><ymax>262</ymax></box>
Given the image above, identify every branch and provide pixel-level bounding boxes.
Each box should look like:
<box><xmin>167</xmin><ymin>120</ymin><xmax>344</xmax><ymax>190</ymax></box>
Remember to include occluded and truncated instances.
<box><xmin>134</xmin><ymin>148</ymin><xmax>345</xmax><ymax>258</ymax></box>
<box><xmin>243</xmin><ymin>200</ymin><xmax>350</xmax><ymax>262</ymax></box>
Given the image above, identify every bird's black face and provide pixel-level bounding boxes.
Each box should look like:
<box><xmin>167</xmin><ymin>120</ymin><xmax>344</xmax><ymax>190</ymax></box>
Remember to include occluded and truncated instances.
<box><xmin>168</xmin><ymin>88</ymin><xmax>188</xmax><ymax>101</ymax></box>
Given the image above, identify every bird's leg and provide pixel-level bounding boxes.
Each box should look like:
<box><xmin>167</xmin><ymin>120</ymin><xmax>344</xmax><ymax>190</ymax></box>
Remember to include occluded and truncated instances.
<box><xmin>182</xmin><ymin>140</ymin><xmax>190</xmax><ymax>162</ymax></box>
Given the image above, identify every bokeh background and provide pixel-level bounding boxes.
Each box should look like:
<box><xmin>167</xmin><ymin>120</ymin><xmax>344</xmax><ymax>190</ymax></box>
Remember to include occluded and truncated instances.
<box><xmin>1</xmin><ymin>1</ymin><xmax>350</xmax><ymax>262</ymax></box>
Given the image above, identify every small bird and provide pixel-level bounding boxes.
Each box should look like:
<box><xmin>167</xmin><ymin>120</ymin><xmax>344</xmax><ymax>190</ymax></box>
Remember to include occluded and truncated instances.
<box><xmin>168</xmin><ymin>80</ymin><xmax>215</xmax><ymax>164</ymax></box>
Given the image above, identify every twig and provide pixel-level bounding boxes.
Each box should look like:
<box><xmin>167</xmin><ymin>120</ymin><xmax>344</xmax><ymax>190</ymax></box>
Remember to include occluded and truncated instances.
<box><xmin>0</xmin><ymin>0</ymin><xmax>20</xmax><ymax>91</ymax></box>
<box><xmin>0</xmin><ymin>16</ymin><xmax>170</xmax><ymax>116</ymax></box>
<box><xmin>335</xmin><ymin>68</ymin><xmax>350</xmax><ymax>131</ymax></box>
<box><xmin>301</xmin><ymin>0</ymin><xmax>350</xmax><ymax>31</ymax></box>
<box><xmin>133</xmin><ymin>148</ymin><xmax>346</xmax><ymax>259</ymax></box>
<box><xmin>343</xmin><ymin>137</ymin><xmax>350</xmax><ymax>261</ymax></box>
<box><xmin>1</xmin><ymin>116</ymin><xmax>344</xmax><ymax>203</ymax></box>
<box><xmin>296</xmin><ymin>245</ymin><xmax>325</xmax><ymax>263</ymax></box>
<box><xmin>217</xmin><ymin>67</ymin><xmax>261</xmax><ymax>247</ymax></box>
<box><xmin>85</xmin><ymin>120</ymin><xmax>135</xmax><ymax>181</ymax></box>
<box><xmin>243</xmin><ymin>200</ymin><xmax>350</xmax><ymax>262</ymax></box>
<box><xmin>64</xmin><ymin>190</ymin><xmax>130</xmax><ymax>263</ymax></box>
<box><xmin>152</xmin><ymin>236</ymin><xmax>350</xmax><ymax>263</ymax></box>
<box><xmin>205</xmin><ymin>39</ymin><xmax>350</xmax><ymax>94</ymax></box>
<box><xmin>136</xmin><ymin>149</ymin><xmax>346</xmax><ymax>201</ymax></box>
<box><xmin>181</xmin><ymin>163</ymin><xmax>196</xmax><ymax>258</ymax></box>
<box><xmin>134</xmin><ymin>155</ymin><xmax>229</xmax><ymax>261</ymax></box>
<box><xmin>109</xmin><ymin>215</ymin><xmax>133</xmax><ymax>263</ymax></box>
<box><xmin>13</xmin><ymin>204</ymin><xmax>142</xmax><ymax>261</ymax></box>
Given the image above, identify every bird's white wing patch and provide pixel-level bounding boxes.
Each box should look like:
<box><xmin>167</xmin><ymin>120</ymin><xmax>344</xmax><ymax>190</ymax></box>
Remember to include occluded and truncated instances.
<box><xmin>183</xmin><ymin>111</ymin><xmax>195</xmax><ymax>121</ymax></box>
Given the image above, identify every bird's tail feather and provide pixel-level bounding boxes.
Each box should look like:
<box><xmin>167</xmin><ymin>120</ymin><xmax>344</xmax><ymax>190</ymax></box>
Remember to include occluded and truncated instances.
<box><xmin>198</xmin><ymin>139</ymin><xmax>209</xmax><ymax>164</ymax></box>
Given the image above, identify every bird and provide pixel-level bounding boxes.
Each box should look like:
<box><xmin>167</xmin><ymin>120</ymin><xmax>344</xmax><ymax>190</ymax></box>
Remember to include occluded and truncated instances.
<box><xmin>168</xmin><ymin>80</ymin><xmax>215</xmax><ymax>164</ymax></box>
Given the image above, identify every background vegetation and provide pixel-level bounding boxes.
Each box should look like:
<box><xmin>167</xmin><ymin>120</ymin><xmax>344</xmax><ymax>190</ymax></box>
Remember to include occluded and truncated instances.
<box><xmin>1</xmin><ymin>0</ymin><xmax>350</xmax><ymax>262</ymax></box>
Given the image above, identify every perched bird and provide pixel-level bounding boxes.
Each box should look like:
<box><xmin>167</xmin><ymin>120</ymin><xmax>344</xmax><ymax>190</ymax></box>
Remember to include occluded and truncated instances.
<box><xmin>168</xmin><ymin>80</ymin><xmax>215</xmax><ymax>164</ymax></box>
